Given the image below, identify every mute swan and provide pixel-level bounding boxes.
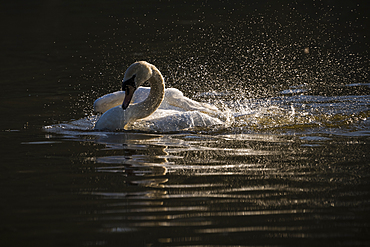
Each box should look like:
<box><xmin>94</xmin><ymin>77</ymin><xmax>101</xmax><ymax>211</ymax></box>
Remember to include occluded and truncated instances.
<box><xmin>94</xmin><ymin>61</ymin><xmax>222</xmax><ymax>131</ymax></box>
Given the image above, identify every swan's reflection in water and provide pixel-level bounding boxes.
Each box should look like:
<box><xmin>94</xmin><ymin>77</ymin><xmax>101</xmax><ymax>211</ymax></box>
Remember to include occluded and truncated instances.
<box><xmin>76</xmin><ymin>131</ymin><xmax>369</xmax><ymax>246</ymax></box>
<box><xmin>86</xmin><ymin>133</ymin><xmax>172</xmax><ymax>232</ymax></box>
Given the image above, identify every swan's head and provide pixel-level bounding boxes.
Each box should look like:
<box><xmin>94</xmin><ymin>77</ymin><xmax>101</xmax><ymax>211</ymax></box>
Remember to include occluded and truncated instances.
<box><xmin>121</xmin><ymin>61</ymin><xmax>153</xmax><ymax>109</ymax></box>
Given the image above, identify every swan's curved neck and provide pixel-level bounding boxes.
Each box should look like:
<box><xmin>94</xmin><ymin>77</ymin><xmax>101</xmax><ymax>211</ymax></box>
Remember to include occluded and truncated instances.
<box><xmin>127</xmin><ymin>65</ymin><xmax>165</xmax><ymax>121</ymax></box>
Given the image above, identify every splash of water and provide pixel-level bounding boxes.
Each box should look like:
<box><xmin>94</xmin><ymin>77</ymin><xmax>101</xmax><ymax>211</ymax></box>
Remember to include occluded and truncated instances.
<box><xmin>44</xmin><ymin>90</ymin><xmax>370</xmax><ymax>137</ymax></box>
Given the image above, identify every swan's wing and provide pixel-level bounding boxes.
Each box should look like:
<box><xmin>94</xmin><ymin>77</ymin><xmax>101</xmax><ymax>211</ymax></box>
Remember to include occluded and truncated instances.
<box><xmin>131</xmin><ymin>87</ymin><xmax>150</xmax><ymax>103</ymax></box>
<box><xmin>93</xmin><ymin>87</ymin><xmax>151</xmax><ymax>114</ymax></box>
<box><xmin>94</xmin><ymin>91</ymin><xmax>125</xmax><ymax>113</ymax></box>
<box><xmin>162</xmin><ymin>88</ymin><xmax>219</xmax><ymax>113</ymax></box>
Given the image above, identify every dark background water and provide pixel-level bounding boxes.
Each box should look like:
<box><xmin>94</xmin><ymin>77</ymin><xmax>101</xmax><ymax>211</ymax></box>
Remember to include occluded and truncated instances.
<box><xmin>1</xmin><ymin>0</ymin><xmax>369</xmax><ymax>246</ymax></box>
<box><xmin>1</xmin><ymin>0</ymin><xmax>369</xmax><ymax>129</ymax></box>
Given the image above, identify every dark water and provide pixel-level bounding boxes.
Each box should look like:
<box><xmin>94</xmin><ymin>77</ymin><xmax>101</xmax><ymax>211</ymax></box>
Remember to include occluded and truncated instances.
<box><xmin>1</xmin><ymin>1</ymin><xmax>370</xmax><ymax>246</ymax></box>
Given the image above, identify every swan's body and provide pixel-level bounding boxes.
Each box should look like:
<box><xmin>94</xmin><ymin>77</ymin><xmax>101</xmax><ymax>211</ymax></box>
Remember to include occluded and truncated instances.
<box><xmin>94</xmin><ymin>61</ymin><xmax>222</xmax><ymax>131</ymax></box>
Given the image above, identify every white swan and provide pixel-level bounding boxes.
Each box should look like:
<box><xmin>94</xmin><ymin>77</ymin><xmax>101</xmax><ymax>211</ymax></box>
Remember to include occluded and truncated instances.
<box><xmin>94</xmin><ymin>61</ymin><xmax>224</xmax><ymax>131</ymax></box>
